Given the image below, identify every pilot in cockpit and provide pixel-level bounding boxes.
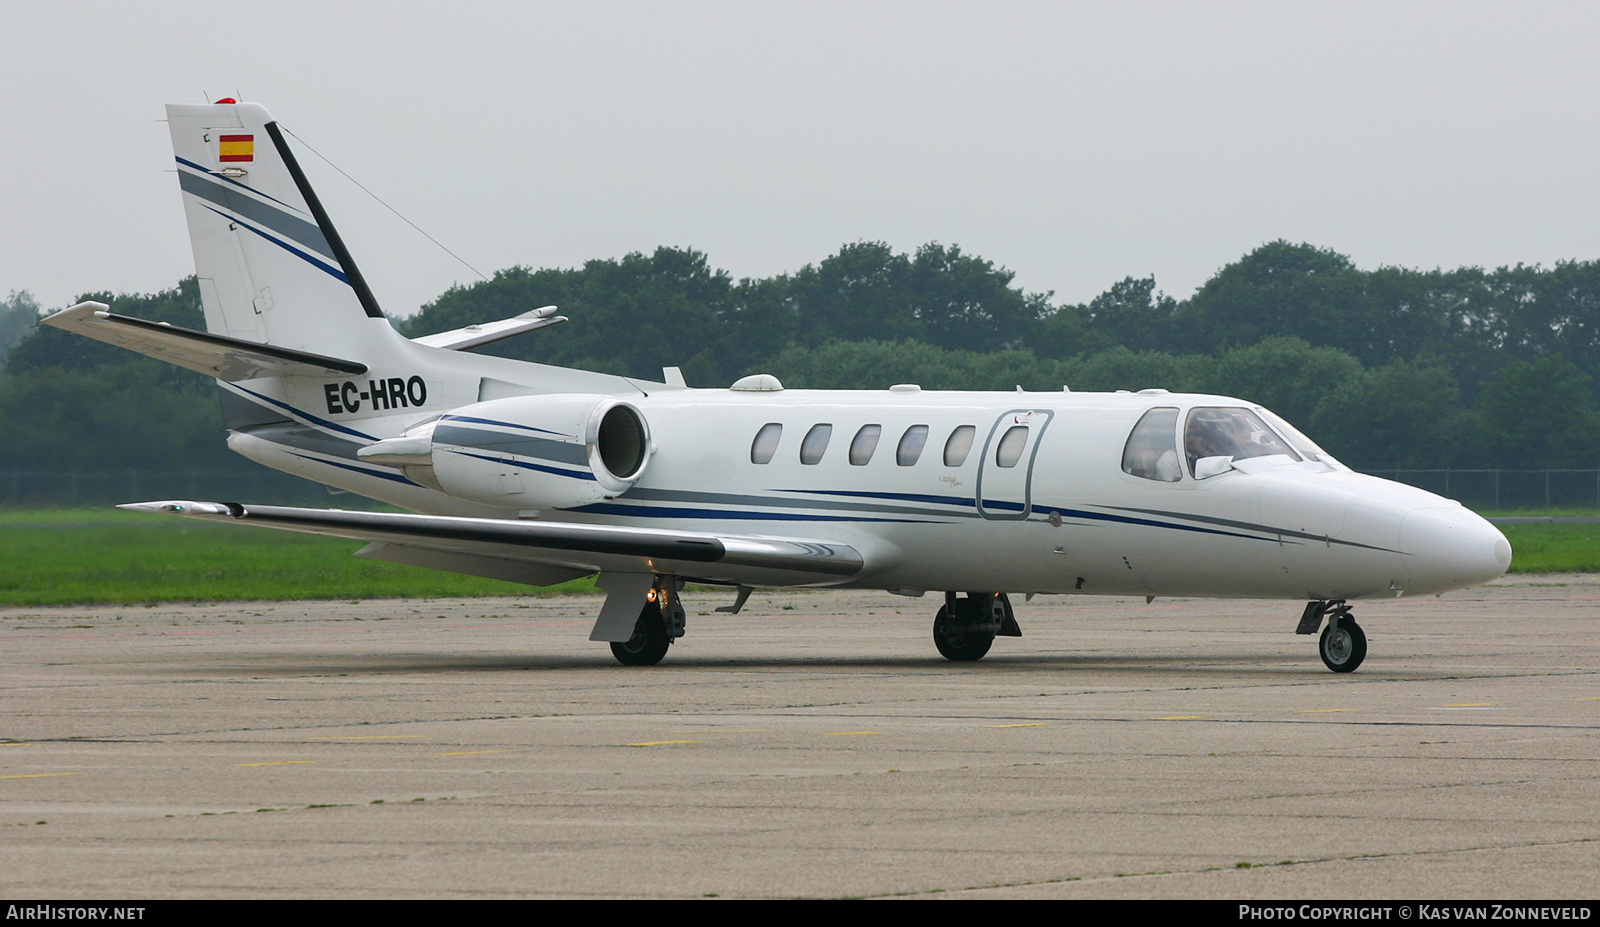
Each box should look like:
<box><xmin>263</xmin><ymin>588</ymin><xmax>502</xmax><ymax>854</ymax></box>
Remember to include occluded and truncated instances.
<box><xmin>1184</xmin><ymin>412</ymin><xmax>1231</xmax><ymax>471</ymax></box>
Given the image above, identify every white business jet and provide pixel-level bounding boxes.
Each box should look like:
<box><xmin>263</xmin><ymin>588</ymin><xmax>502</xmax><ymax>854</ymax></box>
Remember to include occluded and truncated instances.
<box><xmin>42</xmin><ymin>101</ymin><xmax>1512</xmax><ymax>671</ymax></box>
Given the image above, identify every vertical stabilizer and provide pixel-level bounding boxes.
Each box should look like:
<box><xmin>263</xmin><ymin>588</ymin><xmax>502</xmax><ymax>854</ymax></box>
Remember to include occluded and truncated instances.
<box><xmin>167</xmin><ymin>102</ymin><xmax>390</xmax><ymax>356</ymax></box>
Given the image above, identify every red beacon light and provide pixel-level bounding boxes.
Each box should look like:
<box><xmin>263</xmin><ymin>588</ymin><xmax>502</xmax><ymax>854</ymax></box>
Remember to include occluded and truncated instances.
<box><xmin>213</xmin><ymin>97</ymin><xmax>237</xmax><ymax>104</ymax></box>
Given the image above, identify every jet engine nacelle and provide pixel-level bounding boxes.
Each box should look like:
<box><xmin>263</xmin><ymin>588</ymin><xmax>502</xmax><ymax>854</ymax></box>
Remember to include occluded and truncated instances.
<box><xmin>359</xmin><ymin>394</ymin><xmax>652</xmax><ymax>509</ymax></box>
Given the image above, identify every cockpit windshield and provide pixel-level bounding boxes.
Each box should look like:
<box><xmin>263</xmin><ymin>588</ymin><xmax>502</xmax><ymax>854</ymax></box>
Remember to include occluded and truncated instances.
<box><xmin>1185</xmin><ymin>407</ymin><xmax>1299</xmax><ymax>478</ymax></box>
<box><xmin>1256</xmin><ymin>407</ymin><xmax>1345</xmax><ymax>469</ymax></box>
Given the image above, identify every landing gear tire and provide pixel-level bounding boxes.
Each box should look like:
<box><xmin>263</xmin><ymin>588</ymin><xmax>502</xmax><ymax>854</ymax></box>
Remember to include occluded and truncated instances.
<box><xmin>611</xmin><ymin>602</ymin><xmax>670</xmax><ymax>666</ymax></box>
<box><xmin>933</xmin><ymin>604</ymin><xmax>995</xmax><ymax>662</ymax></box>
<box><xmin>1319</xmin><ymin>619</ymin><xmax>1367</xmax><ymax>673</ymax></box>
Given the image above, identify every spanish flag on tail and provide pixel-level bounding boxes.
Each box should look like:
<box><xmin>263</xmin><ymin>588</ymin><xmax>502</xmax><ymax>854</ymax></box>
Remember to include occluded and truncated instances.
<box><xmin>218</xmin><ymin>134</ymin><xmax>254</xmax><ymax>162</ymax></box>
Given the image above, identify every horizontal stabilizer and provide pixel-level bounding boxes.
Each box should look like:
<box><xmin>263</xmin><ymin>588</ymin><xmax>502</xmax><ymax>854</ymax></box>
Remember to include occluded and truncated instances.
<box><xmin>41</xmin><ymin>302</ymin><xmax>367</xmax><ymax>381</ymax></box>
<box><xmin>410</xmin><ymin>305</ymin><xmax>568</xmax><ymax>351</ymax></box>
<box><xmin>116</xmin><ymin>501</ymin><xmax>867</xmax><ymax>585</ymax></box>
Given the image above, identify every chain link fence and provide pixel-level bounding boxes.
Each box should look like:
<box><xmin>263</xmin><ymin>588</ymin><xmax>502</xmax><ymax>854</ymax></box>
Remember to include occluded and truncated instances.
<box><xmin>0</xmin><ymin>467</ymin><xmax>377</xmax><ymax>508</ymax></box>
<box><xmin>5</xmin><ymin>466</ymin><xmax>1600</xmax><ymax>510</ymax></box>
<box><xmin>1361</xmin><ymin>469</ymin><xmax>1600</xmax><ymax>509</ymax></box>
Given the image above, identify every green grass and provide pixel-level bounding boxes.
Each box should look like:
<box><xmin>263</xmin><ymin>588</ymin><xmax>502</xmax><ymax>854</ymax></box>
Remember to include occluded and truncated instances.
<box><xmin>1498</xmin><ymin>522</ymin><xmax>1600</xmax><ymax>573</ymax></box>
<box><xmin>1479</xmin><ymin>507</ymin><xmax>1600</xmax><ymax>518</ymax></box>
<box><xmin>1470</xmin><ymin>508</ymin><xmax>1600</xmax><ymax>573</ymax></box>
<box><xmin>0</xmin><ymin>507</ymin><xmax>596</xmax><ymax>605</ymax></box>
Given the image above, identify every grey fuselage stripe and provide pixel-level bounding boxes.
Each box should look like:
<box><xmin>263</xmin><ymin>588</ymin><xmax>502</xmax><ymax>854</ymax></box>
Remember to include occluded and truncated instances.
<box><xmin>177</xmin><ymin>168</ymin><xmax>335</xmax><ymax>261</ymax></box>
<box><xmin>432</xmin><ymin>424</ymin><xmax>591</xmax><ymax>466</ymax></box>
<box><xmin>243</xmin><ymin>423</ymin><xmax>368</xmax><ymax>461</ymax></box>
<box><xmin>1098</xmin><ymin>504</ymin><xmax>1400</xmax><ymax>553</ymax></box>
<box><xmin>626</xmin><ymin>487</ymin><xmax>981</xmax><ymax>519</ymax></box>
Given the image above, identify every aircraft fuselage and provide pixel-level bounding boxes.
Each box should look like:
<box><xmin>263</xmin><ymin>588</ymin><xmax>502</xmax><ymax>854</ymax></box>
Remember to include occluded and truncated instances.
<box><xmin>227</xmin><ymin>381</ymin><xmax>1510</xmax><ymax>602</ymax></box>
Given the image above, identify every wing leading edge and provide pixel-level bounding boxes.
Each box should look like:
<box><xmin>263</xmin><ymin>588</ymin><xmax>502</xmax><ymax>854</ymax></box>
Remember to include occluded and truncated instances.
<box><xmin>117</xmin><ymin>501</ymin><xmax>869</xmax><ymax>587</ymax></box>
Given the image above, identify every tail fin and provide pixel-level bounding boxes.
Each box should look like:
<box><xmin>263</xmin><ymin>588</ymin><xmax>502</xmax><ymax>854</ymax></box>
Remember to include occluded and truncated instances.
<box><xmin>167</xmin><ymin>101</ymin><xmax>389</xmax><ymax>355</ymax></box>
<box><xmin>46</xmin><ymin>101</ymin><xmax>645</xmax><ymax>444</ymax></box>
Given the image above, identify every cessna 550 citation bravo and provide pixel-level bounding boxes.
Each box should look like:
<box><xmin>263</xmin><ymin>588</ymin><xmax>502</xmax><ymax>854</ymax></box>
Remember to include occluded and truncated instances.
<box><xmin>43</xmin><ymin>100</ymin><xmax>1512</xmax><ymax>671</ymax></box>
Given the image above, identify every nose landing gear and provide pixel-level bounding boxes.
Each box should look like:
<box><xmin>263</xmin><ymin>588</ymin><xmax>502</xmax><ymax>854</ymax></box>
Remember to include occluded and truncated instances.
<box><xmin>1298</xmin><ymin>599</ymin><xmax>1367</xmax><ymax>673</ymax></box>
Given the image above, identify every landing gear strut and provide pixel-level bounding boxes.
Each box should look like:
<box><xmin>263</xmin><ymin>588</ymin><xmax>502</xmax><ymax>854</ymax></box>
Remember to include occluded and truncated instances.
<box><xmin>933</xmin><ymin>592</ymin><xmax>1019</xmax><ymax>662</ymax></box>
<box><xmin>1298</xmin><ymin>599</ymin><xmax>1367</xmax><ymax>673</ymax></box>
<box><xmin>609</xmin><ymin>578</ymin><xmax>686</xmax><ymax>666</ymax></box>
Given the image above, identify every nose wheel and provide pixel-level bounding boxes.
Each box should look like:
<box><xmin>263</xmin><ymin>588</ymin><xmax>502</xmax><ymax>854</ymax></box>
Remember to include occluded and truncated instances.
<box><xmin>1301</xmin><ymin>600</ymin><xmax>1367</xmax><ymax>673</ymax></box>
<box><xmin>1299</xmin><ymin>600</ymin><xmax>1368</xmax><ymax>672</ymax></box>
<box><xmin>1318</xmin><ymin>618</ymin><xmax>1367</xmax><ymax>672</ymax></box>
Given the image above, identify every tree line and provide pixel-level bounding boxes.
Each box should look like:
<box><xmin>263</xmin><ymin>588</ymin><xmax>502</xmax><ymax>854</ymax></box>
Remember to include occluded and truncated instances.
<box><xmin>4</xmin><ymin>240</ymin><xmax>1600</xmax><ymax>476</ymax></box>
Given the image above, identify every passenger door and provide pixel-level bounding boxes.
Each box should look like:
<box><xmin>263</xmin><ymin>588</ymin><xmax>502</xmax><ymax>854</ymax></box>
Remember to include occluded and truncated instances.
<box><xmin>976</xmin><ymin>409</ymin><xmax>1053</xmax><ymax>520</ymax></box>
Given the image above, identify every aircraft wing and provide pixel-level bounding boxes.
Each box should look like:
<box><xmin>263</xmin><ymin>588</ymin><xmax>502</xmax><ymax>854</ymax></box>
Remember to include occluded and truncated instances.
<box><xmin>40</xmin><ymin>303</ymin><xmax>367</xmax><ymax>381</ymax></box>
<box><xmin>117</xmin><ymin>501</ymin><xmax>868</xmax><ymax>586</ymax></box>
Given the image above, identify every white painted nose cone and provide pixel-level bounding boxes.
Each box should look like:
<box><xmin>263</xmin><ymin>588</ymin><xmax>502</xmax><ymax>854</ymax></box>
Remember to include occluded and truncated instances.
<box><xmin>1401</xmin><ymin>507</ymin><xmax>1512</xmax><ymax>594</ymax></box>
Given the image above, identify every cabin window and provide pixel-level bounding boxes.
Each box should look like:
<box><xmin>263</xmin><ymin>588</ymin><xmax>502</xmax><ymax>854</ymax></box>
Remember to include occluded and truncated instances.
<box><xmin>849</xmin><ymin>425</ymin><xmax>882</xmax><ymax>465</ymax></box>
<box><xmin>994</xmin><ymin>425</ymin><xmax>1029</xmax><ymax>468</ymax></box>
<box><xmin>943</xmin><ymin>425</ymin><xmax>976</xmax><ymax>466</ymax></box>
<box><xmin>1122</xmin><ymin>408</ymin><xmax>1181</xmax><ymax>482</ymax></box>
<box><xmin>1185</xmin><ymin>407</ymin><xmax>1300</xmax><ymax>478</ymax></box>
<box><xmin>897</xmin><ymin>425</ymin><xmax>929</xmax><ymax>466</ymax></box>
<box><xmin>800</xmin><ymin>424</ymin><xmax>833</xmax><ymax>465</ymax></box>
<box><xmin>751</xmin><ymin>423</ymin><xmax>782</xmax><ymax>464</ymax></box>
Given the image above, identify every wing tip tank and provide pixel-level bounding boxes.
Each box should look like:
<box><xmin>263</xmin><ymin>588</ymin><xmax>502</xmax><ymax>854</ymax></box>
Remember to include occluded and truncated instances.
<box><xmin>117</xmin><ymin>500</ymin><xmax>240</xmax><ymax>517</ymax></box>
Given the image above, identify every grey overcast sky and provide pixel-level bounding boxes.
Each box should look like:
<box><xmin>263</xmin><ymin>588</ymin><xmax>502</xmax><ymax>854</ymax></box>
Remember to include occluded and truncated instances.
<box><xmin>5</xmin><ymin>1</ymin><xmax>1600</xmax><ymax>318</ymax></box>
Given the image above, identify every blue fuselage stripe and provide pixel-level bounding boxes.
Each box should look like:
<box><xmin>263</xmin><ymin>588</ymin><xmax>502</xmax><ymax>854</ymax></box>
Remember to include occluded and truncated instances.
<box><xmin>199</xmin><ymin>205</ymin><xmax>350</xmax><ymax>285</ymax></box>
<box><xmin>775</xmin><ymin>488</ymin><xmax>1280</xmax><ymax>542</ymax></box>
<box><xmin>227</xmin><ymin>383</ymin><xmax>377</xmax><ymax>441</ymax></box>
<box><xmin>572</xmin><ymin>502</ymin><xmax>933</xmax><ymax>523</ymax></box>
<box><xmin>449</xmin><ymin>450</ymin><xmax>596</xmax><ymax>481</ymax></box>
<box><xmin>778</xmin><ymin>488</ymin><xmax>976</xmax><ymax>508</ymax></box>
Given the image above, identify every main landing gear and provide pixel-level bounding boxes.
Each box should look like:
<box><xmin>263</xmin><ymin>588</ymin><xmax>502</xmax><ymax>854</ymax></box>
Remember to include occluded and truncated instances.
<box><xmin>610</xmin><ymin>579</ymin><xmax>687</xmax><ymax>666</ymax></box>
<box><xmin>933</xmin><ymin>592</ymin><xmax>1022</xmax><ymax>662</ymax></box>
<box><xmin>1297</xmin><ymin>599</ymin><xmax>1367</xmax><ymax>673</ymax></box>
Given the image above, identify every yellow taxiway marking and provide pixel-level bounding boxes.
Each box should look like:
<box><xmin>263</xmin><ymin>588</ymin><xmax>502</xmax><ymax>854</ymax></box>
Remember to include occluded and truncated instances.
<box><xmin>433</xmin><ymin>750</ymin><xmax>508</xmax><ymax>757</ymax></box>
<box><xmin>236</xmin><ymin>761</ymin><xmax>315</xmax><ymax>767</ymax></box>
<box><xmin>990</xmin><ymin>723</ymin><xmax>1049</xmax><ymax>728</ymax></box>
<box><xmin>670</xmin><ymin>729</ymin><xmax>768</xmax><ymax>734</ymax></box>
<box><xmin>822</xmin><ymin>731</ymin><xmax>880</xmax><ymax>736</ymax></box>
<box><xmin>1152</xmin><ymin>715</ymin><xmax>1206</xmax><ymax>721</ymax></box>
<box><xmin>0</xmin><ymin>772</ymin><xmax>83</xmax><ymax>779</ymax></box>
<box><xmin>1582</xmin><ymin>697</ymin><xmax>1600</xmax><ymax>701</ymax></box>
<box><xmin>629</xmin><ymin>740</ymin><xmax>698</xmax><ymax>747</ymax></box>
<box><xmin>1442</xmin><ymin>703</ymin><xmax>1495</xmax><ymax>708</ymax></box>
<box><xmin>305</xmin><ymin>735</ymin><xmax>426</xmax><ymax>741</ymax></box>
<box><xmin>1297</xmin><ymin>709</ymin><xmax>1358</xmax><ymax>714</ymax></box>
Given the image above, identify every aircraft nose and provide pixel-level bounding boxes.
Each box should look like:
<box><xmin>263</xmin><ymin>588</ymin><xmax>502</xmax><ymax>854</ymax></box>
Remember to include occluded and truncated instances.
<box><xmin>1399</xmin><ymin>505</ymin><xmax>1512</xmax><ymax>594</ymax></box>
